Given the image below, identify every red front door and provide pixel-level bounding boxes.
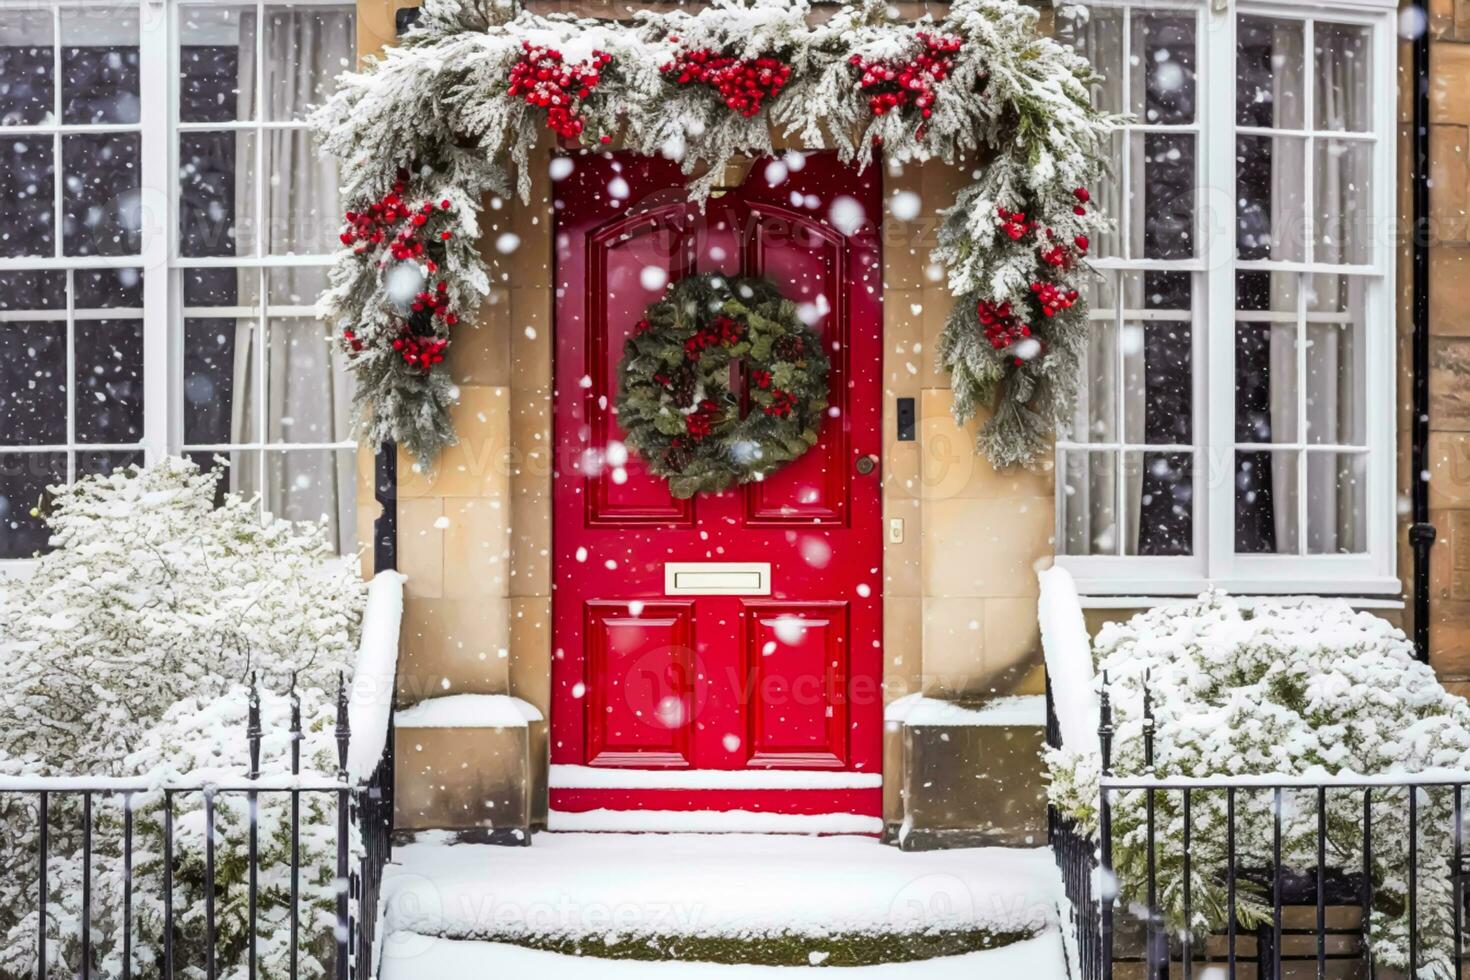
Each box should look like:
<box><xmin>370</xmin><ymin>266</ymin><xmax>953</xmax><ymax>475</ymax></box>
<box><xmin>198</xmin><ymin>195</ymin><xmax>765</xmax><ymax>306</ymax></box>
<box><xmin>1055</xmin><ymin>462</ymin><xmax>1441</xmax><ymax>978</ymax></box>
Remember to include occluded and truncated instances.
<box><xmin>550</xmin><ymin>151</ymin><xmax>883</xmax><ymax>830</ymax></box>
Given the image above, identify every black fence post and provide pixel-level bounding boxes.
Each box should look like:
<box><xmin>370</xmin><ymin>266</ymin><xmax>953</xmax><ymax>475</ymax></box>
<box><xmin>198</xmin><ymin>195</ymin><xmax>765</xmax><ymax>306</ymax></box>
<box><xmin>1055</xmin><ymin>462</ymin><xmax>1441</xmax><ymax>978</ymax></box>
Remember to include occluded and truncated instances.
<box><xmin>291</xmin><ymin>676</ymin><xmax>302</xmax><ymax>980</ymax></box>
<box><xmin>336</xmin><ymin>672</ymin><xmax>352</xmax><ymax>980</ymax></box>
<box><xmin>1098</xmin><ymin>672</ymin><xmax>1114</xmax><ymax>980</ymax></box>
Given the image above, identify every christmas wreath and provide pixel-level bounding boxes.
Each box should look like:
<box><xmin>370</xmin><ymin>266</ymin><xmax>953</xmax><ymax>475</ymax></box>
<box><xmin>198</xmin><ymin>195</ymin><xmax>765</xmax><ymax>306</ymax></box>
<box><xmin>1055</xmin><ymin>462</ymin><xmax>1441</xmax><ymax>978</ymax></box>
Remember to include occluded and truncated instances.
<box><xmin>314</xmin><ymin>0</ymin><xmax>1117</xmax><ymax>471</ymax></box>
<box><xmin>617</xmin><ymin>274</ymin><xmax>829</xmax><ymax>499</ymax></box>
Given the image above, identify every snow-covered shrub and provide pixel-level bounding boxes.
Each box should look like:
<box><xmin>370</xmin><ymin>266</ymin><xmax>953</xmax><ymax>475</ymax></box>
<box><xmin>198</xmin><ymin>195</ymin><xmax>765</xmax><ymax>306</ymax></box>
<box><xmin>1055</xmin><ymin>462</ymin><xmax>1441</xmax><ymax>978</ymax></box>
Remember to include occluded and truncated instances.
<box><xmin>0</xmin><ymin>456</ymin><xmax>364</xmax><ymax>772</ymax></box>
<box><xmin>1047</xmin><ymin>593</ymin><xmax>1470</xmax><ymax>979</ymax></box>
<box><xmin>0</xmin><ymin>459</ymin><xmax>366</xmax><ymax>979</ymax></box>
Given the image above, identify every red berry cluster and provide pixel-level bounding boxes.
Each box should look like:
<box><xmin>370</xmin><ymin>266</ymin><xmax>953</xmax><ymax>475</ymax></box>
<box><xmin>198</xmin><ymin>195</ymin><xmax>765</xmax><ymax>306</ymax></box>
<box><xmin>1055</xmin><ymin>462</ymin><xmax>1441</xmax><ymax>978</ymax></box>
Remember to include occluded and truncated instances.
<box><xmin>411</xmin><ymin>281</ymin><xmax>459</xmax><ymax>328</ymax></box>
<box><xmin>750</xmin><ymin>369</ymin><xmax>772</xmax><ymax>390</ymax></box>
<box><xmin>393</xmin><ymin>328</ymin><xmax>449</xmax><ymax>371</ymax></box>
<box><xmin>683</xmin><ymin>315</ymin><xmax>746</xmax><ymax>361</ymax></box>
<box><xmin>339</xmin><ymin>172</ymin><xmax>455</xmax><ymax>263</ymax></box>
<box><xmin>1030</xmin><ymin>281</ymin><xmax>1080</xmax><ymax>318</ymax></box>
<box><xmin>662</xmin><ymin>48</ymin><xmax>791</xmax><ymax>117</ymax></box>
<box><xmin>763</xmin><ymin>388</ymin><xmax>798</xmax><ymax>418</ymax></box>
<box><xmin>849</xmin><ymin>32</ymin><xmax>962</xmax><ymax>136</ymax></box>
<box><xmin>976</xmin><ymin>299</ymin><xmax>1031</xmax><ymax>352</ymax></box>
<box><xmin>685</xmin><ymin>399</ymin><xmax>723</xmax><ymax>439</ymax></box>
<box><xmin>996</xmin><ymin>206</ymin><xmax>1035</xmax><ymax>243</ymax></box>
<box><xmin>506</xmin><ymin>41</ymin><xmax>613</xmax><ymax>140</ymax></box>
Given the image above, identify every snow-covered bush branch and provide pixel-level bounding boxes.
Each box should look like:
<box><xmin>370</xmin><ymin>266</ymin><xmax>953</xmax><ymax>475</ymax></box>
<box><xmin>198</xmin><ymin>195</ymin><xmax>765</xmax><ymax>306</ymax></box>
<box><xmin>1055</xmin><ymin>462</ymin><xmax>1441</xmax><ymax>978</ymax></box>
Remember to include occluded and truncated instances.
<box><xmin>1047</xmin><ymin>594</ymin><xmax>1470</xmax><ymax>979</ymax></box>
<box><xmin>312</xmin><ymin>0</ymin><xmax>1115</xmax><ymax>468</ymax></box>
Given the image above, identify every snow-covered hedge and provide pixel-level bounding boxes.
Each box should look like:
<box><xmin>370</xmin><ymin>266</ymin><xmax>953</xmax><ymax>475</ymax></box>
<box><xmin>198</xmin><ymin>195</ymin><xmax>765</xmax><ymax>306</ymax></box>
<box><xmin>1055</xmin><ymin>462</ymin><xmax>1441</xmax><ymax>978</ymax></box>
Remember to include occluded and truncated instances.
<box><xmin>1047</xmin><ymin>593</ymin><xmax>1470</xmax><ymax>979</ymax></box>
<box><xmin>0</xmin><ymin>459</ymin><xmax>368</xmax><ymax>979</ymax></box>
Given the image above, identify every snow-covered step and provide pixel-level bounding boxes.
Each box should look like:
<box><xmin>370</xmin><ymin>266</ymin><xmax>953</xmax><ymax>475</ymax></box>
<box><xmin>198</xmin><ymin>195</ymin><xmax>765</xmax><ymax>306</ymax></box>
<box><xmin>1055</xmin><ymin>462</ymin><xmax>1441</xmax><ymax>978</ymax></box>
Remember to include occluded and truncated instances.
<box><xmin>394</xmin><ymin>694</ymin><xmax>548</xmax><ymax>844</ymax></box>
<box><xmin>380</xmin><ymin>832</ymin><xmax>1063</xmax><ymax>946</ymax></box>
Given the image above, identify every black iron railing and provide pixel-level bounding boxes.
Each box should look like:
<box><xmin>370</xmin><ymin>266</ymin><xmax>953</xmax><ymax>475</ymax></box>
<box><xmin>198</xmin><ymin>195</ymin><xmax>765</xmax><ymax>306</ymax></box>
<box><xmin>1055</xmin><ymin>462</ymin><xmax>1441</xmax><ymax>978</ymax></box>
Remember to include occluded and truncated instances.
<box><xmin>1053</xmin><ymin>672</ymin><xmax>1470</xmax><ymax>980</ymax></box>
<box><xmin>5</xmin><ymin>672</ymin><xmax>394</xmax><ymax>980</ymax></box>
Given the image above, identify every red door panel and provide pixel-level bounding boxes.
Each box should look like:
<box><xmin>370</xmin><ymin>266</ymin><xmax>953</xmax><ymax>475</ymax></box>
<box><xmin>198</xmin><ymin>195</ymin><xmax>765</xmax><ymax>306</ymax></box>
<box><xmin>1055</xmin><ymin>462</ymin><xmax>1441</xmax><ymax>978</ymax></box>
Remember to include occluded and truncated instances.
<box><xmin>584</xmin><ymin>601</ymin><xmax>695</xmax><ymax>768</ymax></box>
<box><xmin>552</xmin><ymin>151</ymin><xmax>883</xmax><ymax>822</ymax></box>
<box><xmin>742</xmin><ymin>601</ymin><xmax>850</xmax><ymax>770</ymax></box>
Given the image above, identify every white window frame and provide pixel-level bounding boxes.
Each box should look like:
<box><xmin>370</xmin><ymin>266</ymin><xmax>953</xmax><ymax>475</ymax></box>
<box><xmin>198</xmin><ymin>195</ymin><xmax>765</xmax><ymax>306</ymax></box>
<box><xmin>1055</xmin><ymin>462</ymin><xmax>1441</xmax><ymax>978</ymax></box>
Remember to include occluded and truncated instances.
<box><xmin>1056</xmin><ymin>0</ymin><xmax>1400</xmax><ymax>597</ymax></box>
<box><xmin>0</xmin><ymin>0</ymin><xmax>357</xmax><ymax>572</ymax></box>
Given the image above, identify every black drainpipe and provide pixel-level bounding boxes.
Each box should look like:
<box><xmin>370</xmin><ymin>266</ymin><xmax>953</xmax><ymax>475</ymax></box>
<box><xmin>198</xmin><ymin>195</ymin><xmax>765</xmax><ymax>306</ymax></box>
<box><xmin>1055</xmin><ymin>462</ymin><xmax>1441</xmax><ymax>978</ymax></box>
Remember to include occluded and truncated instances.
<box><xmin>373</xmin><ymin>441</ymin><xmax>398</xmax><ymax>573</ymax></box>
<box><xmin>1410</xmin><ymin>1</ymin><xmax>1436</xmax><ymax>663</ymax></box>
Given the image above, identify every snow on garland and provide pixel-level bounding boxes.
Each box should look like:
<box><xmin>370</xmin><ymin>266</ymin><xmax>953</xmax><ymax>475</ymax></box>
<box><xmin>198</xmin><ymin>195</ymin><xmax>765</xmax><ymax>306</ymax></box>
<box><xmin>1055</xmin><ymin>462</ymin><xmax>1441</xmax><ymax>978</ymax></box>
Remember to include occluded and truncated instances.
<box><xmin>617</xmin><ymin>273</ymin><xmax>829</xmax><ymax>498</ymax></box>
<box><xmin>1047</xmin><ymin>593</ymin><xmax>1470</xmax><ymax>978</ymax></box>
<box><xmin>312</xmin><ymin>0</ymin><xmax>1114</xmax><ymax>469</ymax></box>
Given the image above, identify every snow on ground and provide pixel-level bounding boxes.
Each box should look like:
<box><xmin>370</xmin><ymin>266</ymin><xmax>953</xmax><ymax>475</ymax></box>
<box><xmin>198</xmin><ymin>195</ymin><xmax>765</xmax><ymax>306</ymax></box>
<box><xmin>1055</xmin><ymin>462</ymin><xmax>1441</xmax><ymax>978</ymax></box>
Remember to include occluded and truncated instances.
<box><xmin>380</xmin><ymin>833</ymin><xmax>1063</xmax><ymax>943</ymax></box>
<box><xmin>378</xmin><ymin>931</ymin><xmax>1071</xmax><ymax>980</ymax></box>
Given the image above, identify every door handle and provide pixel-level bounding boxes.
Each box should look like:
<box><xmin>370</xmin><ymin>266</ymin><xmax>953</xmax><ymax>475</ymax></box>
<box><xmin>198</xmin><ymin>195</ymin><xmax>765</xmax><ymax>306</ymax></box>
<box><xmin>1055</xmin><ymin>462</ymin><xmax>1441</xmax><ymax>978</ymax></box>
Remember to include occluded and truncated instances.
<box><xmin>855</xmin><ymin>454</ymin><xmax>878</xmax><ymax>476</ymax></box>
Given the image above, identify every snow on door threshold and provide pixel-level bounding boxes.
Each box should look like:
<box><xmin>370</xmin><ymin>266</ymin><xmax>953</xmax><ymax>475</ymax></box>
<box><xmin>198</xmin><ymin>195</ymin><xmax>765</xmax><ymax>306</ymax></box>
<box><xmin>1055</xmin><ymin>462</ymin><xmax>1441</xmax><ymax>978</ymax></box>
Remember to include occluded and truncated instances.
<box><xmin>378</xmin><ymin>931</ymin><xmax>1071</xmax><ymax>980</ymax></box>
<box><xmin>547</xmin><ymin>807</ymin><xmax>884</xmax><ymax>834</ymax></box>
<box><xmin>381</xmin><ymin>833</ymin><xmax>1062</xmax><ymax>945</ymax></box>
<box><xmin>549</xmin><ymin>764</ymin><xmax>884</xmax><ymax>790</ymax></box>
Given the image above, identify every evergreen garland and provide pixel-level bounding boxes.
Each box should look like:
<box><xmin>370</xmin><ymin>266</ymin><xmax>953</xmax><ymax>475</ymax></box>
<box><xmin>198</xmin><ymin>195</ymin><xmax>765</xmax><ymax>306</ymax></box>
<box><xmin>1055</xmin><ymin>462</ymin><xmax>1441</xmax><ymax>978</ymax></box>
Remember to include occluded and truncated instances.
<box><xmin>617</xmin><ymin>274</ymin><xmax>829</xmax><ymax>498</ymax></box>
<box><xmin>313</xmin><ymin>0</ymin><xmax>1115</xmax><ymax>469</ymax></box>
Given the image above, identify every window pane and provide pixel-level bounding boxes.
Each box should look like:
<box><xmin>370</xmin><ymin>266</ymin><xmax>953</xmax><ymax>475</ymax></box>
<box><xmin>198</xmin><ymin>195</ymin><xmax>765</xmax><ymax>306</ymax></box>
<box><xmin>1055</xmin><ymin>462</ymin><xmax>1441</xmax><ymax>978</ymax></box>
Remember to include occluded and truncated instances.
<box><xmin>1315</xmin><ymin>23</ymin><xmax>1371</xmax><ymax>132</ymax></box>
<box><xmin>1235</xmin><ymin>450</ymin><xmax>1300</xmax><ymax>554</ymax></box>
<box><xmin>1237</xmin><ymin>17</ymin><xmax>1305</xmax><ymax>130</ymax></box>
<box><xmin>62</xmin><ymin>132</ymin><xmax>141</xmax><ymax>257</ymax></box>
<box><xmin>179</xmin><ymin>5</ymin><xmax>254</xmax><ymax>123</ymax></box>
<box><xmin>184</xmin><ymin>315</ymin><xmax>261</xmax><ymax>446</ymax></box>
<box><xmin>179</xmin><ymin>130</ymin><xmax>257</xmax><ymax>258</ymax></box>
<box><xmin>0</xmin><ymin>451</ymin><xmax>65</xmax><ymax>558</ymax></box>
<box><xmin>76</xmin><ymin>318</ymin><xmax>143</xmax><ymax>445</ymax></box>
<box><xmin>1306</xmin><ymin>451</ymin><xmax>1366</xmax><ymax>553</ymax></box>
<box><xmin>1061</xmin><ymin>451</ymin><xmax>1119</xmax><ymax>556</ymax></box>
<box><xmin>1058</xmin><ymin>6</ymin><xmax>1124</xmax><ymax>115</ymax></box>
<box><xmin>262</xmin><ymin>7</ymin><xmax>355</xmax><ymax>121</ymax></box>
<box><xmin>1131</xmin><ymin>12</ymin><xmax>1196</xmax><ymax>125</ymax></box>
<box><xmin>266</xmin><ymin>267</ymin><xmax>352</xmax><ymax>443</ymax></box>
<box><xmin>1235</xmin><ymin>271</ymin><xmax>1298</xmax><ymax>444</ymax></box>
<box><xmin>0</xmin><ymin>9</ymin><xmax>55</xmax><ymax>126</ymax></box>
<box><xmin>265</xmin><ymin>450</ymin><xmax>357</xmax><ymax>552</ymax></box>
<box><xmin>0</xmin><ymin>271</ymin><xmax>66</xmax><ymax>446</ymax></box>
<box><xmin>1305</xmin><ymin>274</ymin><xmax>1366</xmax><ymax>446</ymax></box>
<box><xmin>1075</xmin><ymin>315</ymin><xmax>1118</xmax><ymax>443</ymax></box>
<box><xmin>1130</xmin><ymin>131</ymin><xmax>1196</xmax><ymax>259</ymax></box>
<box><xmin>1120</xmin><ymin>271</ymin><xmax>1193</xmax><ymax>445</ymax></box>
<box><xmin>59</xmin><ymin>6</ymin><xmax>140</xmax><ymax>125</ymax></box>
<box><xmin>1314</xmin><ymin>138</ymin><xmax>1372</xmax><ymax>265</ymax></box>
<box><xmin>0</xmin><ymin>136</ymin><xmax>55</xmax><ymax>257</ymax></box>
<box><xmin>265</xmin><ymin>129</ymin><xmax>341</xmax><ymax>253</ymax></box>
<box><xmin>1123</xmin><ymin>451</ymin><xmax>1192</xmax><ymax>556</ymax></box>
<box><xmin>1236</xmin><ymin>134</ymin><xmax>1306</xmax><ymax>263</ymax></box>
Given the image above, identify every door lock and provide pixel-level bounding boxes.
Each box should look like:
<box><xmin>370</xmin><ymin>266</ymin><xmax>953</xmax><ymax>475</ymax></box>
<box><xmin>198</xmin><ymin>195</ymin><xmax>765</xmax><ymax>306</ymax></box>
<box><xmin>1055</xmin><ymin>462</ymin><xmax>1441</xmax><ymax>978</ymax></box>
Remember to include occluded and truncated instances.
<box><xmin>855</xmin><ymin>454</ymin><xmax>878</xmax><ymax>476</ymax></box>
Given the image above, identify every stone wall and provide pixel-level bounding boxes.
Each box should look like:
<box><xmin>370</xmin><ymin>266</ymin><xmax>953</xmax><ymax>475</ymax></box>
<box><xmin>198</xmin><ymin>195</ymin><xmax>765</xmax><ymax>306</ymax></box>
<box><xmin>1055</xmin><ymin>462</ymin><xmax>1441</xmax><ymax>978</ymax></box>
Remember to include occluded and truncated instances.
<box><xmin>1423</xmin><ymin>5</ymin><xmax>1470</xmax><ymax>691</ymax></box>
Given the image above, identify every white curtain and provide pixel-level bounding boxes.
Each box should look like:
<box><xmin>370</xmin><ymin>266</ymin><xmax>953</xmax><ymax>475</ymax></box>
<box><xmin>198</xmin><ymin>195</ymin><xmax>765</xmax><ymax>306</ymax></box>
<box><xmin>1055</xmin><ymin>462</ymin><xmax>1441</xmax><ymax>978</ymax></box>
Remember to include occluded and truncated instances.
<box><xmin>231</xmin><ymin>9</ymin><xmax>356</xmax><ymax>551</ymax></box>
<box><xmin>1064</xmin><ymin>8</ymin><xmax>1124</xmax><ymax>555</ymax></box>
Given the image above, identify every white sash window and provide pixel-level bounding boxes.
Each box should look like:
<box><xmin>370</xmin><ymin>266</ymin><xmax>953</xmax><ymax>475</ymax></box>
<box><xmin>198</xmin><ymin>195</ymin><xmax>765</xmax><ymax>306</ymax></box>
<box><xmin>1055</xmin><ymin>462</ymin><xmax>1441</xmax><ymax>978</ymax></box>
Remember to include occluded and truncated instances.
<box><xmin>0</xmin><ymin>0</ymin><xmax>357</xmax><ymax>561</ymax></box>
<box><xmin>1055</xmin><ymin>0</ymin><xmax>1399</xmax><ymax>596</ymax></box>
